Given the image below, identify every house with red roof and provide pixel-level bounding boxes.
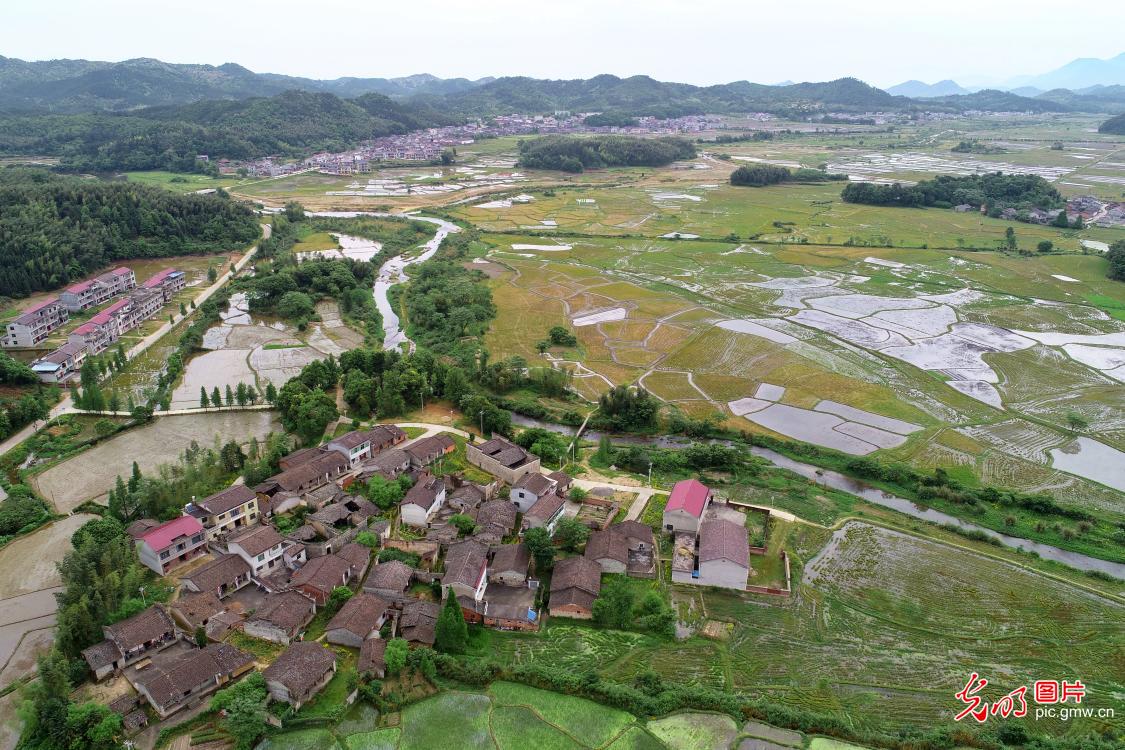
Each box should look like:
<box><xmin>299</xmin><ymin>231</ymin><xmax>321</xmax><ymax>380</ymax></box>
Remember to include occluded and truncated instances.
<box><xmin>662</xmin><ymin>479</ymin><xmax>712</xmax><ymax>534</ymax></box>
<box><xmin>59</xmin><ymin>267</ymin><xmax>136</xmax><ymax>311</ymax></box>
<box><xmin>142</xmin><ymin>269</ymin><xmax>187</xmax><ymax>301</ymax></box>
<box><xmin>2</xmin><ymin>297</ymin><xmax>68</xmax><ymax>348</ymax></box>
<box><xmin>134</xmin><ymin>516</ymin><xmax>208</xmax><ymax>576</ymax></box>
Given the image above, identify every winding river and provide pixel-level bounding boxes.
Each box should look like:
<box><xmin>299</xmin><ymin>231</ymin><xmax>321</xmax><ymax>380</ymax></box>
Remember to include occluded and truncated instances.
<box><xmin>309</xmin><ymin>212</ymin><xmax>459</xmax><ymax>351</ymax></box>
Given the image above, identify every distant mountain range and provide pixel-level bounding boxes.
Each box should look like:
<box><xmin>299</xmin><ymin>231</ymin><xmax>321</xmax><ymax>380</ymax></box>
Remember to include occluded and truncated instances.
<box><xmin>886</xmin><ymin>80</ymin><xmax>970</xmax><ymax>98</ymax></box>
<box><xmin>0</xmin><ymin>53</ymin><xmax>1123</xmax><ymax>119</ymax></box>
<box><xmin>0</xmin><ymin>56</ymin><xmax>493</xmax><ymax>112</ymax></box>
<box><xmin>1003</xmin><ymin>52</ymin><xmax>1125</xmax><ymax>91</ymax></box>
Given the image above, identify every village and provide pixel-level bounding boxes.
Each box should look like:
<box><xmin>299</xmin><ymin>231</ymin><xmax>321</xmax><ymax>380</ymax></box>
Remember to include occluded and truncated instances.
<box><xmin>2</xmin><ymin>267</ymin><xmax>187</xmax><ymax>383</ymax></box>
<box><xmin>73</xmin><ymin>419</ymin><xmax>774</xmax><ymax>737</ymax></box>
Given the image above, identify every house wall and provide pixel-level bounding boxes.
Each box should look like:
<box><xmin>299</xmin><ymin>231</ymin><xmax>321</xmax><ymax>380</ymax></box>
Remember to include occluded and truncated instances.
<box><xmin>662</xmin><ymin>509</ymin><xmax>701</xmax><ymax>535</ymax></box>
<box><xmin>548</xmin><ymin>602</ymin><xmax>592</xmax><ymax>620</ymax></box>
<box><xmin>492</xmin><ymin>569</ymin><xmax>526</xmax><ymax>587</ymax></box>
<box><xmin>466</xmin><ymin>447</ymin><xmax>541</xmax><ymax>485</ymax></box>
<box><xmin>243</xmin><ymin>620</ymin><xmax>296</xmax><ymax>645</ymax></box>
<box><xmin>592</xmin><ymin>557</ymin><xmax>626</xmax><ymax>575</ymax></box>
<box><xmin>326</xmin><ymin>628</ymin><xmax>366</xmax><ymax>649</ymax></box>
<box><xmin>698</xmin><ymin>559</ymin><xmax>748</xmax><ymax>590</ymax></box>
<box><xmin>510</xmin><ymin>488</ymin><xmax>540</xmax><ymax>513</ymax></box>
<box><xmin>671</xmin><ymin>568</ymin><xmax>695</xmax><ymax>585</ymax></box>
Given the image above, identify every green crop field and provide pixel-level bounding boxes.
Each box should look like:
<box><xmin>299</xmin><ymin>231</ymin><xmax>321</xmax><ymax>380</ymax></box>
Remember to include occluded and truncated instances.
<box><xmin>258</xmin><ymin>684</ymin><xmax>707</xmax><ymax>750</ymax></box>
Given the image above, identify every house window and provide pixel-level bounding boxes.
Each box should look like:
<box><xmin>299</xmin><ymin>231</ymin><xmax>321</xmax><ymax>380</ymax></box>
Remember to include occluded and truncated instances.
<box><xmin>160</xmin><ymin>550</ymin><xmax>170</xmax><ymax>559</ymax></box>
<box><xmin>257</xmin><ymin>553</ymin><xmax>265</xmax><ymax>561</ymax></box>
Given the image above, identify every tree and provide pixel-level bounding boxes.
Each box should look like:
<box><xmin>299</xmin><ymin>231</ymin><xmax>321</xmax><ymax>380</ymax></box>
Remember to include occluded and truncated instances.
<box><xmin>1004</xmin><ymin>226</ymin><xmax>1017</xmax><ymax>251</ymax></box>
<box><xmin>449</xmin><ymin>514</ymin><xmax>477</xmax><ymax>537</ymax></box>
<box><xmin>225</xmin><ymin>384</ymin><xmax>235</xmax><ymax>407</ymax></box>
<box><xmin>1106</xmin><ymin>239</ymin><xmax>1125</xmax><ymax>282</ymax></box>
<box><xmin>194</xmin><ymin>625</ymin><xmax>208</xmax><ymax>647</ymax></box>
<box><xmin>384</xmin><ymin>638</ymin><xmax>409</xmax><ymax>676</ymax></box>
<box><xmin>523</xmin><ymin>526</ymin><xmax>555</xmax><ymax>572</ymax></box>
<box><xmin>277</xmin><ymin>291</ymin><xmax>315</xmax><ymax>321</ymax></box>
<box><xmin>200</xmin><ymin>386</ymin><xmax>209</xmax><ymax>408</ymax></box>
<box><xmin>1053</xmin><ymin>210</ymin><xmax>1070</xmax><ymax>228</ymax></box>
<box><xmin>265</xmin><ymin>381</ymin><xmax>278</xmax><ymax>404</ymax></box>
<box><xmin>236</xmin><ymin>382</ymin><xmax>249</xmax><ymax>406</ymax></box>
<box><xmin>354</xmin><ymin>531</ymin><xmax>380</xmax><ymax>548</ymax></box>
<box><xmin>326</xmin><ymin>586</ymin><xmax>354</xmax><ymax>616</ymax></box>
<box><xmin>1037</xmin><ymin>240</ymin><xmax>1054</xmax><ymax>253</ymax></box>
<box><xmin>211</xmin><ymin>386</ymin><xmax>223</xmax><ymax>408</ymax></box>
<box><xmin>553</xmin><ymin>516</ymin><xmax>590</xmax><ymax>552</ymax></box>
<box><xmin>128</xmin><ymin>461</ymin><xmax>142</xmax><ymax>492</ymax></box>
<box><xmin>1066</xmin><ymin>411</ymin><xmax>1089</xmax><ymax>431</ymax></box>
<box><xmin>211</xmin><ymin>672</ymin><xmax>269</xmax><ymax>750</ymax></box>
<box><xmin>207</xmin><ymin>265</ymin><xmax>218</xmax><ymax>283</ymax></box>
<box><xmin>592</xmin><ymin>576</ymin><xmax>635</xmax><ymax>629</ymax></box>
<box><xmin>594</xmin><ymin>435</ymin><xmax>613</xmax><ymax>464</ymax></box>
<box><xmin>434</xmin><ymin>589</ymin><xmax>468</xmax><ymax>654</ymax></box>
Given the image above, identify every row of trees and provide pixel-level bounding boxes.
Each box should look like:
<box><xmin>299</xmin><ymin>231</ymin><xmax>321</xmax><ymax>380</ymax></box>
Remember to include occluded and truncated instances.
<box><xmin>0</xmin><ymin>169</ymin><xmax>259</xmax><ymax>297</ymax></box>
<box><xmin>517</xmin><ymin>135</ymin><xmax>697</xmax><ymax>172</ymax></box>
<box><xmin>729</xmin><ymin>164</ymin><xmax>844</xmax><ymax>187</ymax></box>
<box><xmin>1106</xmin><ymin>239</ymin><xmax>1125</xmax><ymax>282</ymax></box>
<box><xmin>840</xmin><ymin>172</ymin><xmax>1063</xmax><ymax>213</ymax></box>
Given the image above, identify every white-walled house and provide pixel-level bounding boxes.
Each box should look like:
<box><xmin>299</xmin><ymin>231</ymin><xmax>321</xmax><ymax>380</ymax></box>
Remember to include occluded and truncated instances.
<box><xmin>661</xmin><ymin>479</ymin><xmax>711</xmax><ymax>534</ymax></box>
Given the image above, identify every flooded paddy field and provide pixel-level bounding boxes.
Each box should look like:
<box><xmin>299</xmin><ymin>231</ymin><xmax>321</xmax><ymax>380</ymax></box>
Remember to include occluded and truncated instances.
<box><xmin>31</xmin><ymin>411</ymin><xmax>281</xmax><ymax>512</ymax></box>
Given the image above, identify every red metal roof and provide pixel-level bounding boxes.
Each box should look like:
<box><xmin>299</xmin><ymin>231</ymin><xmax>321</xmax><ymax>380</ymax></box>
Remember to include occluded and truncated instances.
<box><xmin>664</xmin><ymin>479</ymin><xmax>710</xmax><ymax>518</ymax></box>
<box><xmin>140</xmin><ymin>515</ymin><xmax>204</xmax><ymax>552</ymax></box>
<box><xmin>143</xmin><ymin>269</ymin><xmax>176</xmax><ymax>288</ymax></box>
<box><xmin>90</xmin><ymin>299</ymin><xmax>130</xmax><ymax>324</ymax></box>
<box><xmin>66</xmin><ymin>280</ymin><xmax>94</xmax><ymax>294</ymax></box>
<box><xmin>112</xmin><ymin>267</ymin><xmax>133</xmax><ymax>276</ymax></box>
<box><xmin>20</xmin><ymin>296</ymin><xmax>60</xmax><ymax>315</ymax></box>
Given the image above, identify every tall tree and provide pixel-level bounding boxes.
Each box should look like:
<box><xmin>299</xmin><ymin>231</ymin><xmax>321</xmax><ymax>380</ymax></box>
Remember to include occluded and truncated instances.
<box><xmin>434</xmin><ymin>589</ymin><xmax>468</xmax><ymax>654</ymax></box>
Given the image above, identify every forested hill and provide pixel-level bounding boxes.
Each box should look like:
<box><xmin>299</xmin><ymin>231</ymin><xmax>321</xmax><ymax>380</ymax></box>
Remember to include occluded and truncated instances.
<box><xmin>1100</xmin><ymin>112</ymin><xmax>1125</xmax><ymax>134</ymax></box>
<box><xmin>0</xmin><ymin>55</ymin><xmax>492</xmax><ymax>113</ymax></box>
<box><xmin>0</xmin><ymin>169</ymin><xmax>260</xmax><ymax>297</ymax></box>
<box><xmin>439</xmin><ymin>75</ymin><xmax>906</xmax><ymax>117</ymax></box>
<box><xmin>0</xmin><ymin>90</ymin><xmax>455</xmax><ymax>173</ymax></box>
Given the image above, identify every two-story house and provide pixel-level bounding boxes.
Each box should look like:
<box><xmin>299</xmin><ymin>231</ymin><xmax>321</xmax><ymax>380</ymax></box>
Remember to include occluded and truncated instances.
<box><xmin>185</xmin><ymin>485</ymin><xmax>260</xmax><ymax>540</ymax></box>
<box><xmin>134</xmin><ymin>516</ymin><xmax>208</xmax><ymax>576</ymax></box>
<box><xmin>225</xmin><ymin>524</ymin><xmax>303</xmax><ymax>578</ymax></box>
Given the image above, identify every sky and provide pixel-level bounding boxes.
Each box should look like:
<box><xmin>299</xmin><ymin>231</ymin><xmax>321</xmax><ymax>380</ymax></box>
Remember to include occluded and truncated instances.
<box><xmin>4</xmin><ymin>0</ymin><xmax>1123</xmax><ymax>88</ymax></box>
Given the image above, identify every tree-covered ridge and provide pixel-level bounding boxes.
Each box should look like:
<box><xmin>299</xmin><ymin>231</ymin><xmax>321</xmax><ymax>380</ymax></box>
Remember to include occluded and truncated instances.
<box><xmin>1099</xmin><ymin>112</ymin><xmax>1125</xmax><ymax>134</ymax></box>
<box><xmin>517</xmin><ymin>135</ymin><xmax>697</xmax><ymax>172</ymax></box>
<box><xmin>0</xmin><ymin>90</ymin><xmax>454</xmax><ymax>172</ymax></box>
<box><xmin>0</xmin><ymin>169</ymin><xmax>260</xmax><ymax>297</ymax></box>
<box><xmin>840</xmin><ymin>172</ymin><xmax>1064</xmax><ymax>212</ymax></box>
<box><xmin>729</xmin><ymin>164</ymin><xmax>845</xmax><ymax>187</ymax></box>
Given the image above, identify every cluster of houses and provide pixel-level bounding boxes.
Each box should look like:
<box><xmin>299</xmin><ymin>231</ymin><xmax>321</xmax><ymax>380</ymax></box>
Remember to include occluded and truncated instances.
<box><xmin>86</xmin><ymin>427</ymin><xmax>606</xmax><ymax>726</ymax></box>
<box><xmin>5</xmin><ymin>266</ymin><xmax>187</xmax><ymax>383</ymax></box>
<box><xmin>86</xmin><ymin>419</ymin><xmax>760</xmax><ymax>731</ymax></box>
<box><xmin>213</xmin><ymin>113</ymin><xmax>721</xmax><ymax>177</ymax></box>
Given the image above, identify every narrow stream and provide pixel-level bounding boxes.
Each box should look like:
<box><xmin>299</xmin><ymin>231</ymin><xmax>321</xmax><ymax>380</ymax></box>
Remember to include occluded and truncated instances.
<box><xmin>308</xmin><ymin>211</ymin><xmax>459</xmax><ymax>351</ymax></box>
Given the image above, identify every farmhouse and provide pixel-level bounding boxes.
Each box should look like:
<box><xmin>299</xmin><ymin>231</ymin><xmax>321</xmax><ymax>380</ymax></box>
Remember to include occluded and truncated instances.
<box><xmin>474</xmin><ymin>499</ymin><xmax>518</xmax><ymax>544</ymax></box>
<box><xmin>325</xmin><ymin>425</ymin><xmax>407</xmax><ymax>466</ymax></box>
<box><xmin>180</xmin><ymin>554</ymin><xmax>253</xmax><ymax>599</ymax></box>
<box><xmin>355</xmin><ymin>448</ymin><xmax>412</xmax><ymax>481</ymax></box>
<box><xmin>364</xmin><ymin>560</ymin><xmax>414</xmax><ymax>599</ymax></box>
<box><xmin>697</xmin><ymin>518</ymin><xmax>750</xmax><ymax>590</ymax></box>
<box><xmin>511</xmin><ymin>472</ymin><xmax>558</xmax><ymax>513</ymax></box>
<box><xmin>549</xmin><ymin>556</ymin><xmax>602</xmax><ymax>620</ymax></box>
<box><xmin>82</xmin><ymin>605</ymin><xmax>179</xmax><ymax>680</ymax></box>
<box><xmin>403</xmin><ymin>433</ymin><xmax>456</xmax><ymax>467</ymax></box>
<box><xmin>255</xmin><ymin>452</ymin><xmax>350</xmax><ymax>502</ymax></box>
<box><xmin>489</xmin><ymin>543</ymin><xmax>531</xmax><ymax>586</ymax></box>
<box><xmin>142</xmin><ymin>268</ymin><xmax>187</xmax><ymax>301</ymax></box>
<box><xmin>2</xmin><ymin>297</ymin><xmax>68</xmax><ymax>348</ymax></box>
<box><xmin>662</xmin><ymin>479</ymin><xmax>712</xmax><ymax>534</ymax></box>
<box><xmin>585</xmin><ymin>520</ymin><xmax>656</xmax><ymax>577</ymax></box>
<box><xmin>522</xmin><ymin>492</ymin><xmax>566</xmax><ymax>533</ymax></box>
<box><xmin>398</xmin><ymin>599</ymin><xmax>439</xmax><ymax>646</ymax></box>
<box><xmin>442</xmin><ymin>539</ymin><xmax>489</xmax><ymax>602</ymax></box>
<box><xmin>30</xmin><ymin>341</ymin><xmax>87</xmax><ymax>383</ymax></box>
<box><xmin>184</xmin><ymin>485</ymin><xmax>260</xmax><ymax>540</ymax></box>
<box><xmin>467</xmin><ymin>436</ymin><xmax>541</xmax><ymax>484</ymax></box>
<box><xmin>168</xmin><ymin>591</ymin><xmax>227</xmax><ymax>637</ymax></box>
<box><xmin>399</xmin><ymin>471</ymin><xmax>446</xmax><ymax>527</ymax></box>
<box><xmin>244</xmin><ymin>591</ymin><xmax>317</xmax><ymax>644</ymax></box>
<box><xmin>131</xmin><ymin>643</ymin><xmax>254</xmax><ymax>718</ymax></box>
<box><xmin>289</xmin><ymin>553</ymin><xmax>352</xmax><ymax>605</ymax></box>
<box><xmin>263</xmin><ymin>642</ymin><xmax>337</xmax><ymax>710</ymax></box>
<box><xmin>225</xmin><ymin>524</ymin><xmax>303</xmax><ymax>577</ymax></box>
<box><xmin>133</xmin><ymin>516</ymin><xmax>208</xmax><ymax>576</ymax></box>
<box><xmin>358</xmin><ymin>638</ymin><xmax>386</xmax><ymax>678</ymax></box>
<box><xmin>325</xmin><ymin>592</ymin><xmax>390</xmax><ymax>647</ymax></box>
<box><xmin>59</xmin><ymin>267</ymin><xmax>136</xmax><ymax>311</ymax></box>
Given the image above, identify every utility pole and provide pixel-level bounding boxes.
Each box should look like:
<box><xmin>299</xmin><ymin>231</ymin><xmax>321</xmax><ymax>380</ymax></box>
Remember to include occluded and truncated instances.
<box><xmin>648</xmin><ymin>461</ymin><xmax>653</xmax><ymax>488</ymax></box>
<box><xmin>138</xmin><ymin>586</ymin><xmax>146</xmax><ymax>606</ymax></box>
<box><xmin>479</xmin><ymin>409</ymin><xmax>484</xmax><ymax>436</ymax></box>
